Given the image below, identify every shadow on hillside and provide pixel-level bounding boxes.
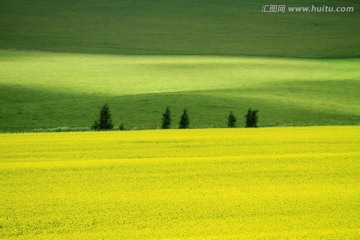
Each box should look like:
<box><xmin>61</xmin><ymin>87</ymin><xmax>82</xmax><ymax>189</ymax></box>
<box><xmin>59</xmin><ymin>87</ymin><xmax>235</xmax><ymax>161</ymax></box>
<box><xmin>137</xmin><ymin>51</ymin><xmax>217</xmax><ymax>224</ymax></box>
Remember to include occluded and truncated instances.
<box><xmin>0</xmin><ymin>80</ymin><xmax>359</xmax><ymax>132</ymax></box>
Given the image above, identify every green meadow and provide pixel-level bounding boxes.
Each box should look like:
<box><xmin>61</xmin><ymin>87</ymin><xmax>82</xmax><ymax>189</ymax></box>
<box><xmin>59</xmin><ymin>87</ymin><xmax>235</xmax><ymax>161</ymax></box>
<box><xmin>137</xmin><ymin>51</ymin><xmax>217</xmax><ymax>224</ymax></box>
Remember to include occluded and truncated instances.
<box><xmin>0</xmin><ymin>0</ymin><xmax>359</xmax><ymax>131</ymax></box>
<box><xmin>1</xmin><ymin>0</ymin><xmax>359</xmax><ymax>57</ymax></box>
<box><xmin>0</xmin><ymin>50</ymin><xmax>359</xmax><ymax>131</ymax></box>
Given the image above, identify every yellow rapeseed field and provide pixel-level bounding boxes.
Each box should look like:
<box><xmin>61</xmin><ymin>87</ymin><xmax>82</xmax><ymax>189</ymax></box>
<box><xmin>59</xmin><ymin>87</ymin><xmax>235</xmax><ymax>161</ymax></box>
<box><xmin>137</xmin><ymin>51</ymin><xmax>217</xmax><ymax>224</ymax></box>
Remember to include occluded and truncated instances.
<box><xmin>0</xmin><ymin>127</ymin><xmax>359</xmax><ymax>239</ymax></box>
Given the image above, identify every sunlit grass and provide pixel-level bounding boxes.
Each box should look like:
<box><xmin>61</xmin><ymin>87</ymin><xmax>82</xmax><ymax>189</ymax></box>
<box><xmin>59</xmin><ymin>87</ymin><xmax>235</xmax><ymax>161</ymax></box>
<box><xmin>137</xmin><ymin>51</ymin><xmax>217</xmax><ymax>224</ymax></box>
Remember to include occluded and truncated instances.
<box><xmin>1</xmin><ymin>50</ymin><xmax>359</xmax><ymax>131</ymax></box>
<box><xmin>1</xmin><ymin>50</ymin><xmax>359</xmax><ymax>96</ymax></box>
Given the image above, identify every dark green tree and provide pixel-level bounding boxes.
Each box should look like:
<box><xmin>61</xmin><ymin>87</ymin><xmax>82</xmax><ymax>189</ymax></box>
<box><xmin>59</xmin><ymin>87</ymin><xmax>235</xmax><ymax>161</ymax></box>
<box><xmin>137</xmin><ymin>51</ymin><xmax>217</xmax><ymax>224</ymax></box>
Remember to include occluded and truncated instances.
<box><xmin>161</xmin><ymin>107</ymin><xmax>172</xmax><ymax>129</ymax></box>
<box><xmin>227</xmin><ymin>111</ymin><xmax>237</xmax><ymax>128</ymax></box>
<box><xmin>179</xmin><ymin>109</ymin><xmax>190</xmax><ymax>129</ymax></box>
<box><xmin>92</xmin><ymin>104</ymin><xmax>114</xmax><ymax>130</ymax></box>
<box><xmin>245</xmin><ymin>108</ymin><xmax>259</xmax><ymax>128</ymax></box>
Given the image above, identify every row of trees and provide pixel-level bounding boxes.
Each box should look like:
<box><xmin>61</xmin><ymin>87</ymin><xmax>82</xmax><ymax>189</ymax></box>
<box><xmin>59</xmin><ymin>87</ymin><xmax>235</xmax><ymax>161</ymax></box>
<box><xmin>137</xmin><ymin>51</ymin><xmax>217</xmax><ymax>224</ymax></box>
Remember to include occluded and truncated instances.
<box><xmin>91</xmin><ymin>104</ymin><xmax>258</xmax><ymax>131</ymax></box>
<box><xmin>162</xmin><ymin>107</ymin><xmax>190</xmax><ymax>129</ymax></box>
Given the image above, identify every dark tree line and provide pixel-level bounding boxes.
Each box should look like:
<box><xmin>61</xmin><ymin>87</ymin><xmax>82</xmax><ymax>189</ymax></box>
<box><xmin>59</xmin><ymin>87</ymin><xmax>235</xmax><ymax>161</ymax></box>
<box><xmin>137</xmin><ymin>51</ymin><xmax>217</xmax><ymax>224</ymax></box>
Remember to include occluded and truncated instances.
<box><xmin>91</xmin><ymin>104</ymin><xmax>259</xmax><ymax>131</ymax></box>
<box><xmin>162</xmin><ymin>107</ymin><xmax>190</xmax><ymax>129</ymax></box>
<box><xmin>227</xmin><ymin>109</ymin><xmax>259</xmax><ymax>128</ymax></box>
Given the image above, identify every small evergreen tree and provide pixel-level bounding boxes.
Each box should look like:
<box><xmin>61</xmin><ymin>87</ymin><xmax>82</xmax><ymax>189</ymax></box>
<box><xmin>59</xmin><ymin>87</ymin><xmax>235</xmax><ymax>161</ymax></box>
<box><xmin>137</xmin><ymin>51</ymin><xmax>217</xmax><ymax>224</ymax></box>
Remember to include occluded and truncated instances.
<box><xmin>245</xmin><ymin>108</ymin><xmax>259</xmax><ymax>128</ymax></box>
<box><xmin>227</xmin><ymin>111</ymin><xmax>237</xmax><ymax>128</ymax></box>
<box><xmin>251</xmin><ymin>109</ymin><xmax>259</xmax><ymax>127</ymax></box>
<box><xmin>92</xmin><ymin>104</ymin><xmax>114</xmax><ymax>130</ymax></box>
<box><xmin>161</xmin><ymin>107</ymin><xmax>172</xmax><ymax>129</ymax></box>
<box><xmin>179</xmin><ymin>109</ymin><xmax>190</xmax><ymax>129</ymax></box>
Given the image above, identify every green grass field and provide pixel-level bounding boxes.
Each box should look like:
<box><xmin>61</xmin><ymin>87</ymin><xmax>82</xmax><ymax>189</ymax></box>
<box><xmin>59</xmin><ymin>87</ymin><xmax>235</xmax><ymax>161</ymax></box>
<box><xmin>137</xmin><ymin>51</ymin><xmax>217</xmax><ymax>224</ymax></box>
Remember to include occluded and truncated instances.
<box><xmin>1</xmin><ymin>0</ymin><xmax>359</xmax><ymax>131</ymax></box>
<box><xmin>1</xmin><ymin>0</ymin><xmax>359</xmax><ymax>57</ymax></box>
<box><xmin>0</xmin><ymin>50</ymin><xmax>359</xmax><ymax>131</ymax></box>
<box><xmin>1</xmin><ymin>127</ymin><xmax>359</xmax><ymax>239</ymax></box>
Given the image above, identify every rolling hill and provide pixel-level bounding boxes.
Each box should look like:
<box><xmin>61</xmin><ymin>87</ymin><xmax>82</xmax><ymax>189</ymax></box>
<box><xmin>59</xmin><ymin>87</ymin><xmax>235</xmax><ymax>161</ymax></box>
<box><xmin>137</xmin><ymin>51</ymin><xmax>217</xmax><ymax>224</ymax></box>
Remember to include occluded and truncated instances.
<box><xmin>0</xmin><ymin>0</ymin><xmax>359</xmax><ymax>131</ymax></box>
<box><xmin>0</xmin><ymin>0</ymin><xmax>359</xmax><ymax>57</ymax></box>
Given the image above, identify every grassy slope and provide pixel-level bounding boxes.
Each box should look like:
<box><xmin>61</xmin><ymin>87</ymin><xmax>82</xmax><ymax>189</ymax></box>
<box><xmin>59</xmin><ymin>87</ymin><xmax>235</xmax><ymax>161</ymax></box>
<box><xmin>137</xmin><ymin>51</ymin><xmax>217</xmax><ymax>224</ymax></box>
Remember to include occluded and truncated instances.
<box><xmin>0</xmin><ymin>0</ymin><xmax>359</xmax><ymax>131</ymax></box>
<box><xmin>0</xmin><ymin>51</ymin><xmax>359</xmax><ymax>131</ymax></box>
<box><xmin>1</xmin><ymin>127</ymin><xmax>359</xmax><ymax>238</ymax></box>
<box><xmin>0</xmin><ymin>0</ymin><xmax>359</xmax><ymax>57</ymax></box>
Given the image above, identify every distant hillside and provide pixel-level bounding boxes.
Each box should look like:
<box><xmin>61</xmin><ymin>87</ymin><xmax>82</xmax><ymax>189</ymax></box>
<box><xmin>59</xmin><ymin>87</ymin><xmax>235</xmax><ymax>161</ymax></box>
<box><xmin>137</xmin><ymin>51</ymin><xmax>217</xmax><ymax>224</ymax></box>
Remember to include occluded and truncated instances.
<box><xmin>0</xmin><ymin>0</ymin><xmax>359</xmax><ymax>57</ymax></box>
<box><xmin>0</xmin><ymin>1</ymin><xmax>359</xmax><ymax>132</ymax></box>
